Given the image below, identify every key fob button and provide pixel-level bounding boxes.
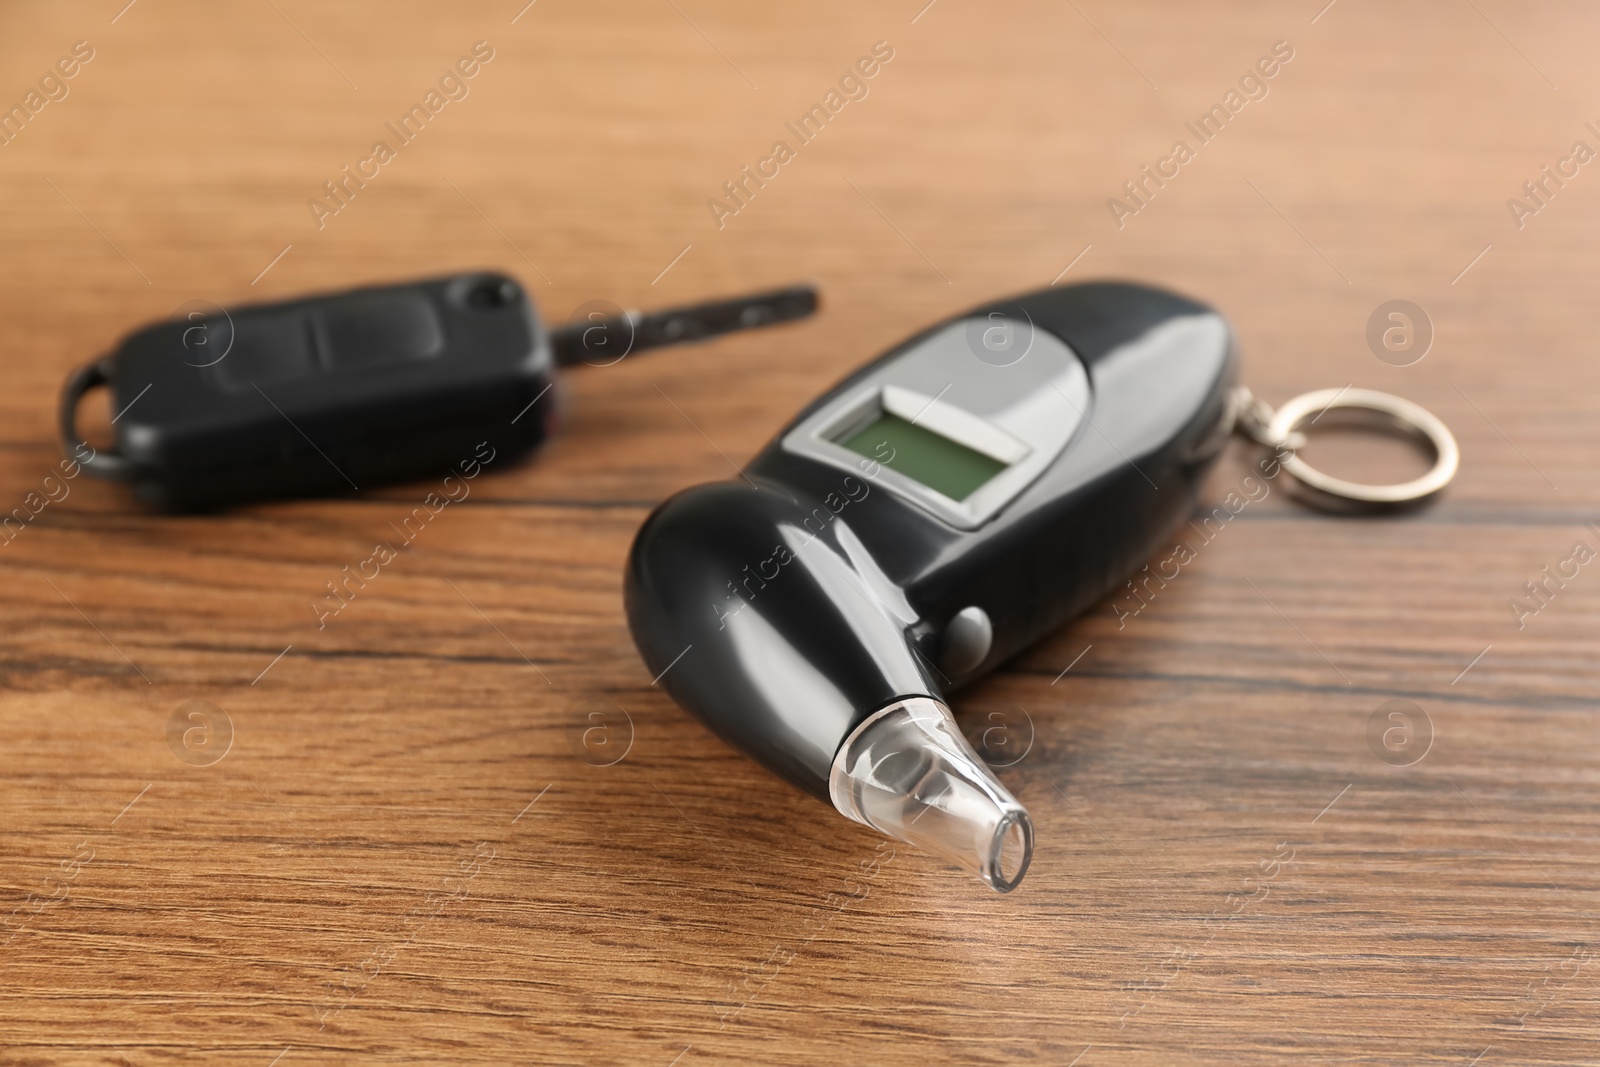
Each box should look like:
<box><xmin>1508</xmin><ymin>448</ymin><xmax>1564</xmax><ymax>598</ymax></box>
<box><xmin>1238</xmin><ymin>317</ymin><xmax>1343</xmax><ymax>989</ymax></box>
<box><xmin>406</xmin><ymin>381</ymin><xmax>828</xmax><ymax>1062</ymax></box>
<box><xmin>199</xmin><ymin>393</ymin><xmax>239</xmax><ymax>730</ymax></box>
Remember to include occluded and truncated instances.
<box><xmin>208</xmin><ymin>310</ymin><xmax>318</xmax><ymax>392</ymax></box>
<box><xmin>312</xmin><ymin>290</ymin><xmax>445</xmax><ymax>370</ymax></box>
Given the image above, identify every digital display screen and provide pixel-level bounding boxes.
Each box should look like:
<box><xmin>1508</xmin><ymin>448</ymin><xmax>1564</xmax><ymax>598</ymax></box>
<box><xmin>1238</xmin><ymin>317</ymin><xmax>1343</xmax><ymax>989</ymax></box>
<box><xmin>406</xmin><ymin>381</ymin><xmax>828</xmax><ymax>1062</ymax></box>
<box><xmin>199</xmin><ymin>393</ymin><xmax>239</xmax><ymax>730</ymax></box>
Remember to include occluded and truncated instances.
<box><xmin>838</xmin><ymin>412</ymin><xmax>1007</xmax><ymax>501</ymax></box>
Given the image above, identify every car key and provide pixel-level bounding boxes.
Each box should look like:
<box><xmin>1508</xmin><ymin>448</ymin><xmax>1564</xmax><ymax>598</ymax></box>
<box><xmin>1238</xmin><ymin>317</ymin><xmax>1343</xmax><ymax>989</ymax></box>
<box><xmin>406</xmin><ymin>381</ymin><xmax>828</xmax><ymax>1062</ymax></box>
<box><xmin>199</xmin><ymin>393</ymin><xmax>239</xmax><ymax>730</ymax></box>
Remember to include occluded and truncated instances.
<box><xmin>59</xmin><ymin>273</ymin><xmax>817</xmax><ymax>510</ymax></box>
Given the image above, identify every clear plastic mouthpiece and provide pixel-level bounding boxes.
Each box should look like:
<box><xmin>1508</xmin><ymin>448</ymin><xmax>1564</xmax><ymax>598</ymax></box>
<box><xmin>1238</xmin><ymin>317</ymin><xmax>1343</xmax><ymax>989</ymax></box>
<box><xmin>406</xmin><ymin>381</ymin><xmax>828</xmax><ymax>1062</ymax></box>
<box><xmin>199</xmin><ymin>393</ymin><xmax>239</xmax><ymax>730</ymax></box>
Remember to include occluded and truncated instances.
<box><xmin>829</xmin><ymin>698</ymin><xmax>1034</xmax><ymax>893</ymax></box>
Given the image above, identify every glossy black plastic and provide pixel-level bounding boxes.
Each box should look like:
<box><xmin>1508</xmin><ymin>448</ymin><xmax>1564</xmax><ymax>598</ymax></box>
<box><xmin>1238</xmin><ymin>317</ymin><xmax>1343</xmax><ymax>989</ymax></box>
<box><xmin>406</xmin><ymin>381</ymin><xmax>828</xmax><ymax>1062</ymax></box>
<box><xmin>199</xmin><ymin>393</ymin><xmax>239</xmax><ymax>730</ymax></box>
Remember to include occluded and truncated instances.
<box><xmin>626</xmin><ymin>281</ymin><xmax>1237</xmax><ymax>799</ymax></box>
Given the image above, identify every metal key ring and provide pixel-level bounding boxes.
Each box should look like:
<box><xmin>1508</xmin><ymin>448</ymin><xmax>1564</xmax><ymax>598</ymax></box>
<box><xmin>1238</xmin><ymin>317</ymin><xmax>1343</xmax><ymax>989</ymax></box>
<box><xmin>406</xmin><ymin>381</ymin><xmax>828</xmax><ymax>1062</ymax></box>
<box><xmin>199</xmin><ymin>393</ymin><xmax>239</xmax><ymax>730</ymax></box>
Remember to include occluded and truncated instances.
<box><xmin>1259</xmin><ymin>387</ymin><xmax>1460</xmax><ymax>511</ymax></box>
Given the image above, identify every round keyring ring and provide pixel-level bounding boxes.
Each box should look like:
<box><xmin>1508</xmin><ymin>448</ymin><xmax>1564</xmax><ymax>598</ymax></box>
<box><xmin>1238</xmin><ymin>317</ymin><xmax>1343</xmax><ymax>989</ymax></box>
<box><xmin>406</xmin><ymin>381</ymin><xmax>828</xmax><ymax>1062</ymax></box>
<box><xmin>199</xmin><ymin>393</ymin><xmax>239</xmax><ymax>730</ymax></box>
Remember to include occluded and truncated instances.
<box><xmin>1267</xmin><ymin>387</ymin><xmax>1459</xmax><ymax>510</ymax></box>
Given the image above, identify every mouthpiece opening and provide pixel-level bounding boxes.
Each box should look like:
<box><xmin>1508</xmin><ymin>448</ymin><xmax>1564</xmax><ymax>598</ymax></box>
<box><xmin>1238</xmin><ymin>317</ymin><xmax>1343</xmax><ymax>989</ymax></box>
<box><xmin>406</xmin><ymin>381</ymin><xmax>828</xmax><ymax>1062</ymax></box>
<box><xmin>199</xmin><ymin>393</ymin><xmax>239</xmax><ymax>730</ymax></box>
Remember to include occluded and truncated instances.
<box><xmin>989</xmin><ymin>808</ymin><xmax>1034</xmax><ymax>893</ymax></box>
<box><xmin>829</xmin><ymin>697</ymin><xmax>1034</xmax><ymax>893</ymax></box>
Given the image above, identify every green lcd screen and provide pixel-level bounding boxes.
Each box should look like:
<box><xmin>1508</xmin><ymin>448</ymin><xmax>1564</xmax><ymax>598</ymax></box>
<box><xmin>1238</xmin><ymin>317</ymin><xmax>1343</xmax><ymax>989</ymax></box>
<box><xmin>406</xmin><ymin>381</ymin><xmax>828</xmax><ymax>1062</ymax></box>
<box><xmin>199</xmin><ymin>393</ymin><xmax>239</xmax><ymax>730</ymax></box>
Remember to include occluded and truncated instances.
<box><xmin>838</xmin><ymin>413</ymin><xmax>1007</xmax><ymax>501</ymax></box>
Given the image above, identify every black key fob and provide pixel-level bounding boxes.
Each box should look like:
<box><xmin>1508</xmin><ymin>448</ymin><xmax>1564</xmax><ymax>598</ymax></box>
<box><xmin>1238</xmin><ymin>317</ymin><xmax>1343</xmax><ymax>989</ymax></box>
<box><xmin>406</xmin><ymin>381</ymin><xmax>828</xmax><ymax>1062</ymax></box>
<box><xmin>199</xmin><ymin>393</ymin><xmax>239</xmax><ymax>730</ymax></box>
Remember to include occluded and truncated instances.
<box><xmin>60</xmin><ymin>272</ymin><xmax>555</xmax><ymax>511</ymax></box>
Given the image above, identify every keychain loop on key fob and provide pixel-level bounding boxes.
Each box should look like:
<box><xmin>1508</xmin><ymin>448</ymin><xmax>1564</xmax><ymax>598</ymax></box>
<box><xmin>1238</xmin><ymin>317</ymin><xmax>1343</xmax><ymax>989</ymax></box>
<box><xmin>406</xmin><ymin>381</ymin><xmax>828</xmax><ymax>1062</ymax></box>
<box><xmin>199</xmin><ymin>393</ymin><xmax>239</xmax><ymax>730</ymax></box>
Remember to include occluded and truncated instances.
<box><xmin>1229</xmin><ymin>385</ymin><xmax>1460</xmax><ymax>511</ymax></box>
<box><xmin>58</xmin><ymin>357</ymin><xmax>142</xmax><ymax>482</ymax></box>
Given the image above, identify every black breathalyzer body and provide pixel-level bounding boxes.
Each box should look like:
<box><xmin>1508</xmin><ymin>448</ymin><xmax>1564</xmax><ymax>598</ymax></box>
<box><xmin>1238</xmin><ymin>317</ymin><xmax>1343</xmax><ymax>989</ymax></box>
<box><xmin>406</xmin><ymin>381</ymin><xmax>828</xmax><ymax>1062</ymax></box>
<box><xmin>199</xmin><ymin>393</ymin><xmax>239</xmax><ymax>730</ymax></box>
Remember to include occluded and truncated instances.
<box><xmin>625</xmin><ymin>281</ymin><xmax>1237</xmax><ymax>891</ymax></box>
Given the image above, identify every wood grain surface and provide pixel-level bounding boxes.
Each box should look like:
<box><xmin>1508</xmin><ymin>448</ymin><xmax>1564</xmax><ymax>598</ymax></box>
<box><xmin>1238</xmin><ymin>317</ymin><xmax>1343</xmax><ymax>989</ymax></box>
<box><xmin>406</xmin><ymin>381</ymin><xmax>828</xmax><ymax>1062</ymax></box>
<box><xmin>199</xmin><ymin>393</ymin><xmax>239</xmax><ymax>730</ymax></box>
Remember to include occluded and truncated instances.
<box><xmin>4</xmin><ymin>1</ymin><xmax>1600</xmax><ymax>1064</ymax></box>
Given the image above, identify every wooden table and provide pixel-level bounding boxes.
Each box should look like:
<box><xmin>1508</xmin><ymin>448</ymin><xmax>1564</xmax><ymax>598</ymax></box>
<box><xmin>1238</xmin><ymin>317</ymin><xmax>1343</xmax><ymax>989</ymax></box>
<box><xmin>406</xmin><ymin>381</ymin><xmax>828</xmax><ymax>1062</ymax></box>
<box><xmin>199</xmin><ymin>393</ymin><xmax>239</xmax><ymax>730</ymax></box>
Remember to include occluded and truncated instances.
<box><xmin>4</xmin><ymin>1</ymin><xmax>1598</xmax><ymax>1063</ymax></box>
